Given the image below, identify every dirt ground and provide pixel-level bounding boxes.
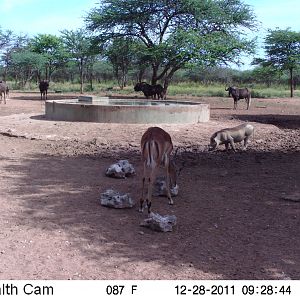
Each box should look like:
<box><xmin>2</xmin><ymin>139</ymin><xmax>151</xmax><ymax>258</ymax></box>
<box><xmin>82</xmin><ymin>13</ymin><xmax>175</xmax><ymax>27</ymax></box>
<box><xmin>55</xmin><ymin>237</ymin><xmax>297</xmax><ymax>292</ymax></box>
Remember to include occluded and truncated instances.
<box><xmin>0</xmin><ymin>92</ymin><xmax>299</xmax><ymax>280</ymax></box>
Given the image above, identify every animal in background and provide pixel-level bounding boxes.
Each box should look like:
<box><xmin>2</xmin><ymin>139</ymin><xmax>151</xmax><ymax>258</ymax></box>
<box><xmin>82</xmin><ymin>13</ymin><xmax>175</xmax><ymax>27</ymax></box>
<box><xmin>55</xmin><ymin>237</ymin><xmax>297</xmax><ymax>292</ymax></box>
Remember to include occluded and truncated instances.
<box><xmin>0</xmin><ymin>81</ymin><xmax>9</xmax><ymax>104</ymax></box>
<box><xmin>134</xmin><ymin>82</ymin><xmax>164</xmax><ymax>99</ymax></box>
<box><xmin>209</xmin><ymin>123</ymin><xmax>254</xmax><ymax>152</ymax></box>
<box><xmin>39</xmin><ymin>80</ymin><xmax>49</xmax><ymax>100</ymax></box>
<box><xmin>225</xmin><ymin>86</ymin><xmax>251</xmax><ymax>110</ymax></box>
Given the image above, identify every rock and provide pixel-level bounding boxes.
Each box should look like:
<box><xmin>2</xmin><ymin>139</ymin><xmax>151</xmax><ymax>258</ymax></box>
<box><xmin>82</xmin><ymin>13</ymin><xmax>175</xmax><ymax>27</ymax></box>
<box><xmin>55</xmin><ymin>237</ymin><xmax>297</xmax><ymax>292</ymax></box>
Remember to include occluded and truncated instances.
<box><xmin>100</xmin><ymin>189</ymin><xmax>134</xmax><ymax>208</ymax></box>
<box><xmin>140</xmin><ymin>213</ymin><xmax>177</xmax><ymax>232</ymax></box>
<box><xmin>105</xmin><ymin>160</ymin><xmax>135</xmax><ymax>179</ymax></box>
<box><xmin>281</xmin><ymin>192</ymin><xmax>300</xmax><ymax>202</ymax></box>
<box><xmin>219</xmin><ymin>170</ymin><xmax>228</xmax><ymax>177</ymax></box>
<box><xmin>153</xmin><ymin>176</ymin><xmax>179</xmax><ymax>197</ymax></box>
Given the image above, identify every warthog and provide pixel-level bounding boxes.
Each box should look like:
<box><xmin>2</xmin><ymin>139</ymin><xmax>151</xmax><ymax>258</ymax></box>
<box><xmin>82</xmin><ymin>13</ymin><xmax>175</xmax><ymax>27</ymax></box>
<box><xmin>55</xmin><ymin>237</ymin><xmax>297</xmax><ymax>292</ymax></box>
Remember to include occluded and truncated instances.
<box><xmin>209</xmin><ymin>123</ymin><xmax>254</xmax><ymax>152</ymax></box>
<box><xmin>0</xmin><ymin>81</ymin><xmax>9</xmax><ymax>104</ymax></box>
<box><xmin>225</xmin><ymin>86</ymin><xmax>251</xmax><ymax>110</ymax></box>
<box><xmin>39</xmin><ymin>80</ymin><xmax>49</xmax><ymax>100</ymax></box>
<box><xmin>134</xmin><ymin>82</ymin><xmax>164</xmax><ymax>99</ymax></box>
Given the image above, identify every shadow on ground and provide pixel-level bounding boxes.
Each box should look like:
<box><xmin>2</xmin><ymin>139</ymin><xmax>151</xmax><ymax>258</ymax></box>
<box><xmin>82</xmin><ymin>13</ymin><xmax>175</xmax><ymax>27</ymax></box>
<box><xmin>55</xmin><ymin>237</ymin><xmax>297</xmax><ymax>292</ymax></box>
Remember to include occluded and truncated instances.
<box><xmin>233</xmin><ymin>114</ymin><xmax>300</xmax><ymax>129</ymax></box>
<box><xmin>3</xmin><ymin>147</ymin><xmax>300</xmax><ymax>279</ymax></box>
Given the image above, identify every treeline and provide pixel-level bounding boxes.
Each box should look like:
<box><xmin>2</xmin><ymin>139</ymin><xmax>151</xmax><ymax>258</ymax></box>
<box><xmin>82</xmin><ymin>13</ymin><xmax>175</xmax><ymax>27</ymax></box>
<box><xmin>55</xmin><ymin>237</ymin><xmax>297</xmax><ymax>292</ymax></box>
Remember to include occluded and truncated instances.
<box><xmin>0</xmin><ymin>0</ymin><xmax>299</xmax><ymax>96</ymax></box>
<box><xmin>0</xmin><ymin>28</ymin><xmax>299</xmax><ymax>92</ymax></box>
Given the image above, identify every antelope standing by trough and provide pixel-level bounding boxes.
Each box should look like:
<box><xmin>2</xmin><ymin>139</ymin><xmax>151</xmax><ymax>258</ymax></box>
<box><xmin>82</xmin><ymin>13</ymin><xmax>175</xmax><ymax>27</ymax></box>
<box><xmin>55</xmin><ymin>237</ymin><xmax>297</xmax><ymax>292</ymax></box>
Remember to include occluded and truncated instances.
<box><xmin>134</xmin><ymin>82</ymin><xmax>164</xmax><ymax>99</ymax></box>
<box><xmin>140</xmin><ymin>127</ymin><xmax>178</xmax><ymax>215</ymax></box>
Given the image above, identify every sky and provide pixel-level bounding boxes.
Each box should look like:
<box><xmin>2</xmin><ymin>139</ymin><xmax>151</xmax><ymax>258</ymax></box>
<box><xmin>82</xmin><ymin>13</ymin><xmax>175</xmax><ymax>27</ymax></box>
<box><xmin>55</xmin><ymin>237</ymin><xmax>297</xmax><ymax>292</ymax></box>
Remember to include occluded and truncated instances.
<box><xmin>0</xmin><ymin>0</ymin><xmax>97</xmax><ymax>35</ymax></box>
<box><xmin>0</xmin><ymin>0</ymin><xmax>299</xmax><ymax>69</ymax></box>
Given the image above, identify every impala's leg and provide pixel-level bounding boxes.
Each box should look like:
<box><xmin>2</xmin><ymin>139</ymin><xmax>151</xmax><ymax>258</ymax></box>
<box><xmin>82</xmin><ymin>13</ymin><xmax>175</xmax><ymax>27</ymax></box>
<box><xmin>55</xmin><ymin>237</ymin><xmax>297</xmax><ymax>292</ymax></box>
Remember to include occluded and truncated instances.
<box><xmin>139</xmin><ymin>162</ymin><xmax>147</xmax><ymax>212</ymax></box>
<box><xmin>165</xmin><ymin>157</ymin><xmax>174</xmax><ymax>205</ymax></box>
<box><xmin>139</xmin><ymin>178</ymin><xmax>146</xmax><ymax>212</ymax></box>
<box><xmin>146</xmin><ymin>166</ymin><xmax>157</xmax><ymax>215</ymax></box>
<box><xmin>166</xmin><ymin>170</ymin><xmax>173</xmax><ymax>205</ymax></box>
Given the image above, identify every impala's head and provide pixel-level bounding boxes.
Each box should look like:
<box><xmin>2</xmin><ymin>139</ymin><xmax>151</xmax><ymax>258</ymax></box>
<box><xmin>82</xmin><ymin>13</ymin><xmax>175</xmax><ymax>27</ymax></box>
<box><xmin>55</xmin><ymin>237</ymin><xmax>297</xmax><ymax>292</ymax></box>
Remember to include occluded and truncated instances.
<box><xmin>169</xmin><ymin>150</ymin><xmax>186</xmax><ymax>188</ymax></box>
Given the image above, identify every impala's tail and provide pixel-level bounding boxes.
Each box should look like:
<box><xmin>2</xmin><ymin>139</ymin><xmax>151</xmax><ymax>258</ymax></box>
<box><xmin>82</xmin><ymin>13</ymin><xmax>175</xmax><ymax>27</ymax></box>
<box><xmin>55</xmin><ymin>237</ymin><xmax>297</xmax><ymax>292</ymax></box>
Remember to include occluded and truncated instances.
<box><xmin>143</xmin><ymin>140</ymin><xmax>159</xmax><ymax>169</ymax></box>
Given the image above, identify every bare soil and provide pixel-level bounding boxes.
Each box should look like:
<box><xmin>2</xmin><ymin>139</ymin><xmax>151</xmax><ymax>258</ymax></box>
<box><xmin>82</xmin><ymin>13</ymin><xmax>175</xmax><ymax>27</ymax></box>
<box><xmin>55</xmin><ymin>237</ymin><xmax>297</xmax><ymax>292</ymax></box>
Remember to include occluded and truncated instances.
<box><xmin>0</xmin><ymin>92</ymin><xmax>299</xmax><ymax>280</ymax></box>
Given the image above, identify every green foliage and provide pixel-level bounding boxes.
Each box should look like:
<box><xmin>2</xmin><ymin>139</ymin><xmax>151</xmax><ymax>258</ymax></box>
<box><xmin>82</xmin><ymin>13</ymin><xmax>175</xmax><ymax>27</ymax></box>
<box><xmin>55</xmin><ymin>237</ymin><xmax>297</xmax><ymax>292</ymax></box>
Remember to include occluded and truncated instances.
<box><xmin>0</xmin><ymin>28</ymin><xmax>29</xmax><ymax>80</ymax></box>
<box><xmin>105</xmin><ymin>37</ymin><xmax>137</xmax><ymax>88</ymax></box>
<box><xmin>86</xmin><ymin>0</ymin><xmax>258</xmax><ymax>89</ymax></box>
<box><xmin>11</xmin><ymin>51</ymin><xmax>46</xmax><ymax>87</ymax></box>
<box><xmin>253</xmin><ymin>28</ymin><xmax>300</xmax><ymax>97</ymax></box>
<box><xmin>250</xmin><ymin>65</ymin><xmax>281</xmax><ymax>87</ymax></box>
<box><xmin>167</xmin><ymin>82</ymin><xmax>300</xmax><ymax>98</ymax></box>
<box><xmin>61</xmin><ymin>29</ymin><xmax>98</xmax><ymax>93</ymax></box>
<box><xmin>265</xmin><ymin>28</ymin><xmax>300</xmax><ymax>70</ymax></box>
<box><xmin>0</xmin><ymin>27</ymin><xmax>13</xmax><ymax>49</ymax></box>
<box><xmin>61</xmin><ymin>29</ymin><xmax>96</xmax><ymax>60</ymax></box>
<box><xmin>30</xmin><ymin>80</ymin><xmax>299</xmax><ymax>99</ymax></box>
<box><xmin>30</xmin><ymin>34</ymin><xmax>68</xmax><ymax>80</ymax></box>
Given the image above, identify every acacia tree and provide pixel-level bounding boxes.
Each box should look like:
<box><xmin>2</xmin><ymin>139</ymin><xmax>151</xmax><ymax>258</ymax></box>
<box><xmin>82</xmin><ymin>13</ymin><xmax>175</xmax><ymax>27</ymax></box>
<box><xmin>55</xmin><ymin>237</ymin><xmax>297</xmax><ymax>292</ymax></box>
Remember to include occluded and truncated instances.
<box><xmin>11</xmin><ymin>51</ymin><xmax>46</xmax><ymax>87</ymax></box>
<box><xmin>86</xmin><ymin>0</ymin><xmax>257</xmax><ymax>95</ymax></box>
<box><xmin>61</xmin><ymin>29</ymin><xmax>98</xmax><ymax>93</ymax></box>
<box><xmin>30</xmin><ymin>34</ymin><xmax>67</xmax><ymax>81</ymax></box>
<box><xmin>0</xmin><ymin>30</ymin><xmax>29</xmax><ymax>81</ymax></box>
<box><xmin>0</xmin><ymin>28</ymin><xmax>13</xmax><ymax>80</ymax></box>
<box><xmin>254</xmin><ymin>28</ymin><xmax>300</xmax><ymax>97</ymax></box>
<box><xmin>106</xmin><ymin>37</ymin><xmax>137</xmax><ymax>89</ymax></box>
<box><xmin>250</xmin><ymin>64</ymin><xmax>280</xmax><ymax>87</ymax></box>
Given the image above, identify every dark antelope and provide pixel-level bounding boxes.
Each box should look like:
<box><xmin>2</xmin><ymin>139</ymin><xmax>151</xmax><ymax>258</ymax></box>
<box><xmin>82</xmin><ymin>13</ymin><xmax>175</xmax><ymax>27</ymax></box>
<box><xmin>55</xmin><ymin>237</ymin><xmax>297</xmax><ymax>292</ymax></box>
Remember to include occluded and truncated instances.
<box><xmin>39</xmin><ymin>80</ymin><xmax>49</xmax><ymax>100</ymax></box>
<box><xmin>134</xmin><ymin>82</ymin><xmax>164</xmax><ymax>100</ymax></box>
<box><xmin>225</xmin><ymin>86</ymin><xmax>251</xmax><ymax>110</ymax></box>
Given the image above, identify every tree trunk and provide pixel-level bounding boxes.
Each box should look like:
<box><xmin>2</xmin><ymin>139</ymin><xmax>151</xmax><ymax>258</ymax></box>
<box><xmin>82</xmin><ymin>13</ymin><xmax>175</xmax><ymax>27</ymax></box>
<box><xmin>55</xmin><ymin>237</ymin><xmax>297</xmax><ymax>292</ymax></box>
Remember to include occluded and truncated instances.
<box><xmin>80</xmin><ymin>58</ymin><xmax>84</xmax><ymax>94</ymax></box>
<box><xmin>45</xmin><ymin>65</ymin><xmax>49</xmax><ymax>81</ymax></box>
<box><xmin>151</xmin><ymin>64</ymin><xmax>159</xmax><ymax>85</ymax></box>
<box><xmin>162</xmin><ymin>66</ymin><xmax>181</xmax><ymax>99</ymax></box>
<box><xmin>90</xmin><ymin>73</ymin><xmax>93</xmax><ymax>91</ymax></box>
<box><xmin>290</xmin><ymin>68</ymin><xmax>294</xmax><ymax>98</ymax></box>
<box><xmin>137</xmin><ymin>68</ymin><xmax>145</xmax><ymax>82</ymax></box>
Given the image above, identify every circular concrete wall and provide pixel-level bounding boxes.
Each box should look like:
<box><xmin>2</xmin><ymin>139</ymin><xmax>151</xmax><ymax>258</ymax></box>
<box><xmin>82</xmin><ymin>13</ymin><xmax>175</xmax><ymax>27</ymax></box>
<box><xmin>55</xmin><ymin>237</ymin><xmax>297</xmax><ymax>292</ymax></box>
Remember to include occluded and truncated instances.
<box><xmin>45</xmin><ymin>98</ymin><xmax>210</xmax><ymax>124</ymax></box>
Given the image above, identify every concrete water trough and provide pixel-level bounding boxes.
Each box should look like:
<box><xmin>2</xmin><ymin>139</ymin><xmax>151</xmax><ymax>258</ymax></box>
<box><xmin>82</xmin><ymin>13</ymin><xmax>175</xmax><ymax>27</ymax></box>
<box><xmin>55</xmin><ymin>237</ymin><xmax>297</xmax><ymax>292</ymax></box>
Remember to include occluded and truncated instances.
<box><xmin>45</xmin><ymin>96</ymin><xmax>210</xmax><ymax>124</ymax></box>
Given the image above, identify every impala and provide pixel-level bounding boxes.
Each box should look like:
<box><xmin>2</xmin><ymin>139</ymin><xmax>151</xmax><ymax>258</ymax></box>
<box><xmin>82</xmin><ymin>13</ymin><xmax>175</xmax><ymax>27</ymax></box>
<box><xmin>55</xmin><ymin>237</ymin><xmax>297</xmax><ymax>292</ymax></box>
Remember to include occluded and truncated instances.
<box><xmin>140</xmin><ymin>126</ymin><xmax>178</xmax><ymax>215</ymax></box>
